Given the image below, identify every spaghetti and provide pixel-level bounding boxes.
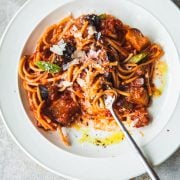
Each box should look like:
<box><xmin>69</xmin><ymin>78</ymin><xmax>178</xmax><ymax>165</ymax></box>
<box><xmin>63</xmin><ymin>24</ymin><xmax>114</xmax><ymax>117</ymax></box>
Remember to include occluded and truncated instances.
<box><xmin>18</xmin><ymin>14</ymin><xmax>164</xmax><ymax>145</ymax></box>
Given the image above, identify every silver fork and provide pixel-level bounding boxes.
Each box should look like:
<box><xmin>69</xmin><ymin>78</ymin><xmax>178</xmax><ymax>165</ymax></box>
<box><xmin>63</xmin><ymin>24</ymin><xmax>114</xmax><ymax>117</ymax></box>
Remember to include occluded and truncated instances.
<box><xmin>104</xmin><ymin>95</ymin><xmax>160</xmax><ymax>180</ymax></box>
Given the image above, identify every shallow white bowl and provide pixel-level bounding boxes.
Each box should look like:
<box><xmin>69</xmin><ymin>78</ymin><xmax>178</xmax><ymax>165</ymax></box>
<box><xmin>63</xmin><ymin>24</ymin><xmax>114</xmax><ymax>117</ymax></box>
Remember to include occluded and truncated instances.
<box><xmin>0</xmin><ymin>0</ymin><xmax>180</xmax><ymax>179</ymax></box>
<box><xmin>19</xmin><ymin>0</ymin><xmax>180</xmax><ymax>157</ymax></box>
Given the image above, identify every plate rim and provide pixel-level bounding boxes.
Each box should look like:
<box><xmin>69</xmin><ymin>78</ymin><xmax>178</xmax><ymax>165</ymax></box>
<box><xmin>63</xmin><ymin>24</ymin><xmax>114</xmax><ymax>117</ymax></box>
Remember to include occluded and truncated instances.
<box><xmin>0</xmin><ymin>0</ymin><xmax>180</xmax><ymax>179</ymax></box>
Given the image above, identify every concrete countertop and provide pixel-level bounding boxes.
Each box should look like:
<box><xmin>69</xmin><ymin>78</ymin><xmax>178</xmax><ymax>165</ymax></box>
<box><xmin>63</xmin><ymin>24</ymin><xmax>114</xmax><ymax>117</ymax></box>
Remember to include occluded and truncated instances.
<box><xmin>0</xmin><ymin>0</ymin><xmax>179</xmax><ymax>179</ymax></box>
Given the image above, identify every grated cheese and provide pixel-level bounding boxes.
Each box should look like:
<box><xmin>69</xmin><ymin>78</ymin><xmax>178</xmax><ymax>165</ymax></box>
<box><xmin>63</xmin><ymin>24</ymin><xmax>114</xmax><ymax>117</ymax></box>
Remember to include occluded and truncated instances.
<box><xmin>62</xmin><ymin>59</ymin><xmax>80</xmax><ymax>71</ymax></box>
<box><xmin>77</xmin><ymin>78</ymin><xmax>86</xmax><ymax>87</ymax></box>
<box><xmin>88</xmin><ymin>49</ymin><xmax>101</xmax><ymax>59</ymax></box>
<box><xmin>72</xmin><ymin>50</ymin><xmax>86</xmax><ymax>59</ymax></box>
<box><xmin>72</xmin><ymin>25</ymin><xmax>78</xmax><ymax>32</ymax></box>
<box><xmin>130</xmin><ymin>118</ymin><xmax>139</xmax><ymax>128</ymax></box>
<box><xmin>50</xmin><ymin>39</ymin><xmax>66</xmax><ymax>55</ymax></box>
<box><xmin>96</xmin><ymin>32</ymin><xmax>101</xmax><ymax>40</ymax></box>
<box><xmin>74</xmin><ymin>32</ymin><xmax>82</xmax><ymax>39</ymax></box>
<box><xmin>87</xmin><ymin>25</ymin><xmax>97</xmax><ymax>37</ymax></box>
<box><xmin>58</xmin><ymin>80</ymin><xmax>73</xmax><ymax>88</ymax></box>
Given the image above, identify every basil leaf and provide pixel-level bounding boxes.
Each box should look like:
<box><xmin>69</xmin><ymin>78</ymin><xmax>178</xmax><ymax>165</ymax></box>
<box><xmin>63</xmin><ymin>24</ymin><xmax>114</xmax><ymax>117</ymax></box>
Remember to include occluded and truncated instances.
<box><xmin>35</xmin><ymin>61</ymin><xmax>61</xmax><ymax>73</ymax></box>
<box><xmin>128</xmin><ymin>52</ymin><xmax>147</xmax><ymax>64</ymax></box>
<box><xmin>99</xmin><ymin>14</ymin><xmax>107</xmax><ymax>19</ymax></box>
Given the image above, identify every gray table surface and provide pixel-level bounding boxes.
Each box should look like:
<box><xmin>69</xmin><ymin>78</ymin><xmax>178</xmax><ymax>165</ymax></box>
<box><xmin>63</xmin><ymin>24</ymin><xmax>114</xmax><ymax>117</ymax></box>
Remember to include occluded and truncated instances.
<box><xmin>0</xmin><ymin>0</ymin><xmax>179</xmax><ymax>179</ymax></box>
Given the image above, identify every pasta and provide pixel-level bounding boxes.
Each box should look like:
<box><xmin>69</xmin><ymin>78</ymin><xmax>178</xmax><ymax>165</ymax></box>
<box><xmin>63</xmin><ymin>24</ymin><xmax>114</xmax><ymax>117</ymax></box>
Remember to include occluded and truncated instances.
<box><xmin>18</xmin><ymin>14</ymin><xmax>164</xmax><ymax>145</ymax></box>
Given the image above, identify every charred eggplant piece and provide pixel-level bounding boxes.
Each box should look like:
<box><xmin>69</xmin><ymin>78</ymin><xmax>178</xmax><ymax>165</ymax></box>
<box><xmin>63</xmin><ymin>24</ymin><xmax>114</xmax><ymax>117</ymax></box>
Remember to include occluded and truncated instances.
<box><xmin>63</xmin><ymin>43</ymin><xmax>76</xmax><ymax>63</ymax></box>
<box><xmin>39</xmin><ymin>85</ymin><xmax>48</xmax><ymax>100</ymax></box>
<box><xmin>85</xmin><ymin>14</ymin><xmax>101</xmax><ymax>30</ymax></box>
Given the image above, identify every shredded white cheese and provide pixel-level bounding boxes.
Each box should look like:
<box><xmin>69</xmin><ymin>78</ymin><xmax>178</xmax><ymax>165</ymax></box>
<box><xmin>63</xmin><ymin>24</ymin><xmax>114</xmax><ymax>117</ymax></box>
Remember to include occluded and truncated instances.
<box><xmin>62</xmin><ymin>50</ymin><xmax>87</xmax><ymax>70</ymax></box>
<box><xmin>74</xmin><ymin>32</ymin><xmax>82</xmax><ymax>39</ymax></box>
<box><xmin>134</xmin><ymin>78</ymin><xmax>144</xmax><ymax>86</ymax></box>
<box><xmin>104</xmin><ymin>72</ymin><xmax>109</xmax><ymax>77</ymax></box>
<box><xmin>58</xmin><ymin>80</ymin><xmax>73</xmax><ymax>88</ymax></box>
<box><xmin>88</xmin><ymin>49</ymin><xmax>101</xmax><ymax>59</ymax></box>
<box><xmin>50</xmin><ymin>39</ymin><xmax>66</xmax><ymax>55</ymax></box>
<box><xmin>77</xmin><ymin>78</ymin><xmax>86</xmax><ymax>87</ymax></box>
<box><xmin>72</xmin><ymin>50</ymin><xmax>86</xmax><ymax>59</ymax></box>
<box><xmin>62</xmin><ymin>59</ymin><xmax>80</xmax><ymax>71</ymax></box>
<box><xmin>87</xmin><ymin>25</ymin><xmax>97</xmax><ymax>37</ymax></box>
<box><xmin>130</xmin><ymin>118</ymin><xmax>139</xmax><ymax>128</ymax></box>
<box><xmin>71</xmin><ymin>25</ymin><xmax>82</xmax><ymax>38</ymax></box>
<box><xmin>72</xmin><ymin>25</ymin><xmax>78</xmax><ymax>32</ymax></box>
<box><xmin>96</xmin><ymin>32</ymin><xmax>101</xmax><ymax>40</ymax></box>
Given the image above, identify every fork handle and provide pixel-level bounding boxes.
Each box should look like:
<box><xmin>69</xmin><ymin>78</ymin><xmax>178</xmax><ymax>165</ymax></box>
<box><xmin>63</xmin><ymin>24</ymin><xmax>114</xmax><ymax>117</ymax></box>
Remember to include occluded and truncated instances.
<box><xmin>110</xmin><ymin>108</ymin><xmax>160</xmax><ymax>180</ymax></box>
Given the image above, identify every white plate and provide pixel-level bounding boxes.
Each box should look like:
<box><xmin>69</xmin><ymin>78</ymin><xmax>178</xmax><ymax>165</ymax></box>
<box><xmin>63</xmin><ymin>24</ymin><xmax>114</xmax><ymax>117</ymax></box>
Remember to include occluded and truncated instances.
<box><xmin>19</xmin><ymin>0</ymin><xmax>180</xmax><ymax>157</ymax></box>
<box><xmin>0</xmin><ymin>0</ymin><xmax>180</xmax><ymax>179</ymax></box>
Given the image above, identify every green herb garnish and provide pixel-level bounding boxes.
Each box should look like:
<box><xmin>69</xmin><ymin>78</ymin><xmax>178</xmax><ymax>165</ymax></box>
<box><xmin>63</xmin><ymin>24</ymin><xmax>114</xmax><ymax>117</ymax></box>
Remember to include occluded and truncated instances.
<box><xmin>35</xmin><ymin>61</ymin><xmax>61</xmax><ymax>73</ymax></box>
<box><xmin>99</xmin><ymin>14</ymin><xmax>107</xmax><ymax>19</ymax></box>
<box><xmin>128</xmin><ymin>52</ymin><xmax>147</xmax><ymax>64</ymax></box>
